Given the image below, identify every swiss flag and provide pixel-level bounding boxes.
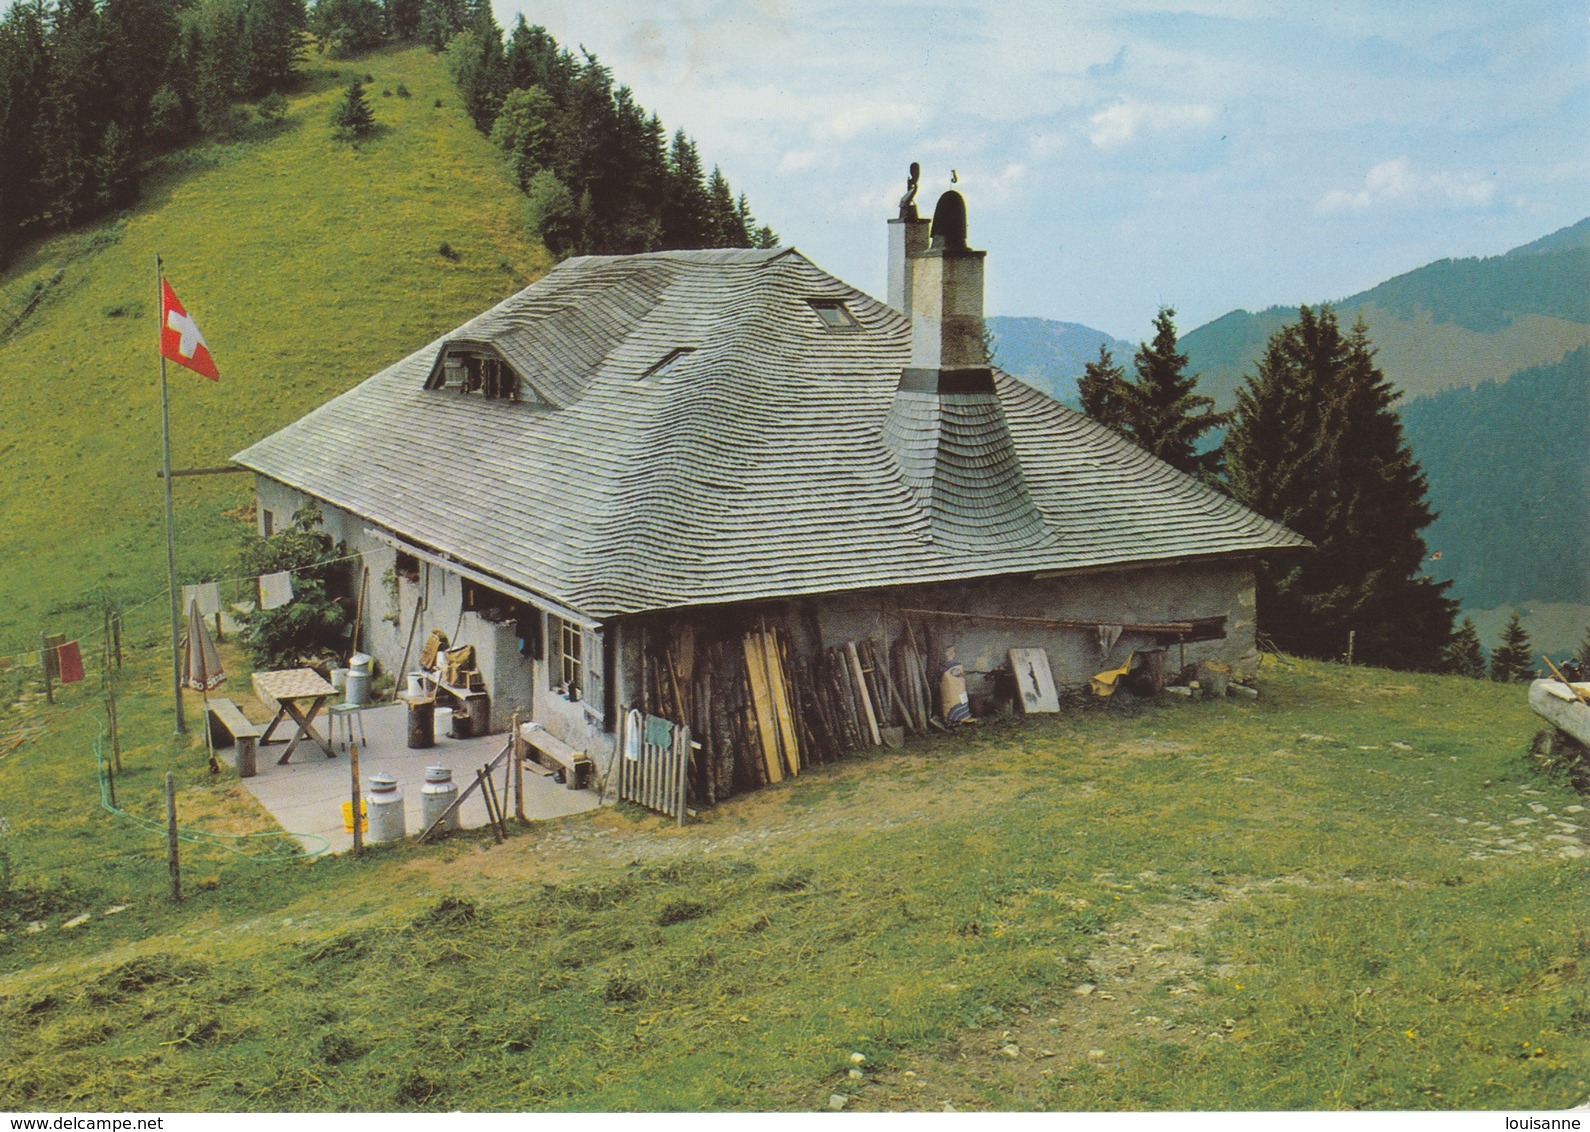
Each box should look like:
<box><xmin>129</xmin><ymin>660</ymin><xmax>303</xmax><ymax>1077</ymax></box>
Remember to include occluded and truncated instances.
<box><xmin>160</xmin><ymin>278</ymin><xmax>219</xmax><ymax>381</ymax></box>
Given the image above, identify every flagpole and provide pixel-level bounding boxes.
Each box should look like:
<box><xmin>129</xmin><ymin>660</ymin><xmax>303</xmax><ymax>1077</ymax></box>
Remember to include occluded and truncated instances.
<box><xmin>158</xmin><ymin>253</ymin><xmax>186</xmax><ymax>735</ymax></box>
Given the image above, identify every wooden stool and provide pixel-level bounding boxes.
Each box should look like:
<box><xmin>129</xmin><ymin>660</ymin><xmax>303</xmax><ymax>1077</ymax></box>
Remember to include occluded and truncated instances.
<box><xmin>327</xmin><ymin>703</ymin><xmax>367</xmax><ymax>752</ymax></box>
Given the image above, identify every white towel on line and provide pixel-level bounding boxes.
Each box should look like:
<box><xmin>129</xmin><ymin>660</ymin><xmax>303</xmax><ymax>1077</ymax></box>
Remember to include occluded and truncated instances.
<box><xmin>182</xmin><ymin>581</ymin><xmax>222</xmax><ymax>619</ymax></box>
<box><xmin>258</xmin><ymin>571</ymin><xmax>294</xmax><ymax>610</ymax></box>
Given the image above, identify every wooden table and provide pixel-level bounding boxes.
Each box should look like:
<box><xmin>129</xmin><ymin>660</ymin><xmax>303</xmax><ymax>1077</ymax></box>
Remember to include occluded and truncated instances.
<box><xmin>253</xmin><ymin>668</ymin><xmax>339</xmax><ymax>763</ymax></box>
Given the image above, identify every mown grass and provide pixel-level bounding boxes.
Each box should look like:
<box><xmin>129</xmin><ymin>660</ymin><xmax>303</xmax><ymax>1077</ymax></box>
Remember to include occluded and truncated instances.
<box><xmin>0</xmin><ymin>621</ymin><xmax>1584</xmax><ymax>1112</ymax></box>
<box><xmin>0</xmin><ymin>44</ymin><xmax>550</xmax><ymax>663</ymax></box>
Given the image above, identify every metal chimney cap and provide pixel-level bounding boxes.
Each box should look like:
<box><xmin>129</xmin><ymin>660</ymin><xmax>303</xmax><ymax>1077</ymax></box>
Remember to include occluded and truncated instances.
<box><xmin>929</xmin><ymin>191</ymin><xmax>968</xmax><ymax>251</ymax></box>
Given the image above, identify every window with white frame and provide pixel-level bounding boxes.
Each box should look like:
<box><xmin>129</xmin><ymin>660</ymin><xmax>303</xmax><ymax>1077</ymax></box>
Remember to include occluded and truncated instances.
<box><xmin>548</xmin><ymin>614</ymin><xmax>582</xmax><ymax>695</ymax></box>
<box><xmin>546</xmin><ymin>614</ymin><xmax>604</xmax><ymax>715</ymax></box>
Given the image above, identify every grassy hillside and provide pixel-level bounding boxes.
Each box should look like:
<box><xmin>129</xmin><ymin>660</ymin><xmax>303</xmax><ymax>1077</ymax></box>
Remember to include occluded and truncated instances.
<box><xmin>1180</xmin><ymin>220</ymin><xmax>1590</xmax><ymax>409</ymax></box>
<box><xmin>0</xmin><ymin>614</ymin><xmax>1585</xmax><ymax>1112</ymax></box>
<box><xmin>0</xmin><ymin>45</ymin><xmax>551</xmax><ymax>664</ymax></box>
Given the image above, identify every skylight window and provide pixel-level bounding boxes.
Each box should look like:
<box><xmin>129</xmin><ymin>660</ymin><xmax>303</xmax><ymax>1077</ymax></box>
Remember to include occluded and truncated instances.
<box><xmin>642</xmin><ymin>347</ymin><xmax>695</xmax><ymax>379</ymax></box>
<box><xmin>807</xmin><ymin>298</ymin><xmax>859</xmax><ymax>331</ymax></box>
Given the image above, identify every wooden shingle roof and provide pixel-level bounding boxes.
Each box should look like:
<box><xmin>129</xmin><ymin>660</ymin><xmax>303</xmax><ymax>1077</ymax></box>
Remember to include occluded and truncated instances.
<box><xmin>234</xmin><ymin>247</ymin><xmax>1306</xmax><ymax>620</ymax></box>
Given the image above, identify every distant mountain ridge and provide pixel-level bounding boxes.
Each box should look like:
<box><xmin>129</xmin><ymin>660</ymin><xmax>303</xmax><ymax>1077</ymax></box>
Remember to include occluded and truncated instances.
<box><xmin>987</xmin><ymin>315</ymin><xmax>1135</xmax><ymax>405</ymax></box>
<box><xmin>1179</xmin><ymin>217</ymin><xmax>1590</xmax><ymax>407</ymax></box>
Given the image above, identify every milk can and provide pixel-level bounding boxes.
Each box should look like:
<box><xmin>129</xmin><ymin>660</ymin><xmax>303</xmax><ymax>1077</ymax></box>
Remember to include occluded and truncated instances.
<box><xmin>420</xmin><ymin>765</ymin><xmax>460</xmax><ymax>833</ymax></box>
<box><xmin>366</xmin><ymin>772</ymin><xmax>407</xmax><ymax>842</ymax></box>
<box><xmin>344</xmin><ymin>652</ymin><xmax>373</xmax><ymax>707</ymax></box>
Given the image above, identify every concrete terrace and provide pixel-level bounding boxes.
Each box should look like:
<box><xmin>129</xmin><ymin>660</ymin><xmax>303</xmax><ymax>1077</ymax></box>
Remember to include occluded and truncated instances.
<box><xmin>227</xmin><ymin>702</ymin><xmax>602</xmax><ymax>854</ymax></box>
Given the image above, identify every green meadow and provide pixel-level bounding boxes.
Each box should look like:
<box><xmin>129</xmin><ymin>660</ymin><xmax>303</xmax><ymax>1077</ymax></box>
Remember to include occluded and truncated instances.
<box><xmin>0</xmin><ymin>45</ymin><xmax>549</xmax><ymax>672</ymax></box>
<box><xmin>0</xmin><ymin>615</ymin><xmax>1584</xmax><ymax>1111</ymax></box>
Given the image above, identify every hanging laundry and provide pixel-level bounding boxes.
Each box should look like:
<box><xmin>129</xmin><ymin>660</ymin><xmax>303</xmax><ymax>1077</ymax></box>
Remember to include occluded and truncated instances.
<box><xmin>41</xmin><ymin>633</ymin><xmax>66</xmax><ymax>679</ymax></box>
<box><xmin>643</xmin><ymin>714</ymin><xmax>675</xmax><ymax>749</ymax></box>
<box><xmin>56</xmin><ymin>640</ymin><xmax>85</xmax><ymax>684</ymax></box>
<box><xmin>182</xmin><ymin>581</ymin><xmax>222</xmax><ymax>618</ymax></box>
<box><xmin>258</xmin><ymin>571</ymin><xmax>294</xmax><ymax>610</ymax></box>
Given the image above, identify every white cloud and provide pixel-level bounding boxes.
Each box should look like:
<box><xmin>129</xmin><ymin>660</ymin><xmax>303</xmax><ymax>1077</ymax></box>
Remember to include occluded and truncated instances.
<box><xmin>778</xmin><ymin>149</ymin><xmax>821</xmax><ymax>173</ymax></box>
<box><xmin>1318</xmin><ymin>158</ymin><xmax>1498</xmax><ymax>213</ymax></box>
<box><xmin>812</xmin><ymin>99</ymin><xmax>923</xmax><ymax>142</ymax></box>
<box><xmin>1087</xmin><ymin>100</ymin><xmax>1216</xmax><ymax>148</ymax></box>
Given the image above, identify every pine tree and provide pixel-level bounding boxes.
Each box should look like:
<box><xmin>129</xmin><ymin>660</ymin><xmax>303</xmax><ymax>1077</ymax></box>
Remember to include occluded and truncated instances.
<box><xmin>1123</xmin><ymin>308</ymin><xmax>1231</xmax><ymax>478</ymax></box>
<box><xmin>1489</xmin><ymin>612</ymin><xmax>1534</xmax><ymax>683</ymax></box>
<box><xmin>706</xmin><ymin>166</ymin><xmax>746</xmax><ymax>246</ymax></box>
<box><xmin>661</xmin><ymin>130</ymin><xmax>712</xmax><ymax>248</ymax></box>
<box><xmin>1444</xmin><ymin>617</ymin><xmax>1487</xmax><ymax>679</ymax></box>
<box><xmin>1225</xmin><ymin>304</ymin><xmax>1458</xmax><ymax>670</ymax></box>
<box><xmin>1078</xmin><ymin>344</ymin><xmax>1131</xmax><ymax>436</ymax></box>
<box><xmin>239</xmin><ymin>0</ymin><xmax>306</xmax><ymax>94</ymax></box>
<box><xmin>330</xmin><ymin>77</ymin><xmax>374</xmax><ymax>139</ymax></box>
<box><xmin>308</xmin><ymin>0</ymin><xmax>383</xmax><ymax>59</ymax></box>
<box><xmin>490</xmin><ymin>85</ymin><xmax>555</xmax><ymax>189</ymax></box>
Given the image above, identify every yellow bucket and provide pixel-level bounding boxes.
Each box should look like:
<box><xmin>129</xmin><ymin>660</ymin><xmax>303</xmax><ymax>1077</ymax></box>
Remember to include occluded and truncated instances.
<box><xmin>341</xmin><ymin>800</ymin><xmax>368</xmax><ymax>833</ymax></box>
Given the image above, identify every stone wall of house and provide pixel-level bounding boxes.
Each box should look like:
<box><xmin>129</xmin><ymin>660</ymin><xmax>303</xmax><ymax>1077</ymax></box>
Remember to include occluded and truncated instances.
<box><xmin>622</xmin><ymin>559</ymin><xmax>1259</xmax><ymax>722</ymax></box>
<box><xmin>253</xmin><ymin>477</ymin><xmax>607</xmax><ymax>748</ymax></box>
<box><xmin>802</xmin><ymin>561</ymin><xmax>1258</xmax><ymax>714</ymax></box>
<box><xmin>258</xmin><ymin>475</ymin><xmax>1255</xmax><ymax>747</ymax></box>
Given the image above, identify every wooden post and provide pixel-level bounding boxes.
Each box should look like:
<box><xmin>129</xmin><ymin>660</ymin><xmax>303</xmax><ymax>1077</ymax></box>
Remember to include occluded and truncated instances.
<box><xmin>112</xmin><ymin>613</ymin><xmax>122</xmax><ymax>669</ymax></box>
<box><xmin>511</xmin><ymin>711</ymin><xmax>525</xmax><ymax>823</ymax></box>
<box><xmin>1346</xmin><ymin>630</ymin><xmax>1355</xmax><ymax>667</ymax></box>
<box><xmin>350</xmin><ymin>740</ymin><xmax>363</xmax><ymax>856</ymax></box>
<box><xmin>165</xmin><ymin>772</ymin><xmax>180</xmax><ymax>901</ymax></box>
<box><xmin>351</xmin><ymin>565</ymin><xmax>369</xmax><ymax>660</ymax></box>
<box><xmin>109</xmin><ymin>688</ymin><xmax>121</xmax><ymax>773</ymax></box>
<box><xmin>41</xmin><ymin>632</ymin><xmax>53</xmax><ymax>704</ymax></box>
<box><xmin>105</xmin><ymin>748</ymin><xmax>116</xmax><ymax>809</ymax></box>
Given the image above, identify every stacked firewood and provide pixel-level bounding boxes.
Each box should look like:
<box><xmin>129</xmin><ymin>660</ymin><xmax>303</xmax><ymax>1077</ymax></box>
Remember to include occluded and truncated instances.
<box><xmin>642</xmin><ymin>622</ymin><xmax>944</xmax><ymax>808</ymax></box>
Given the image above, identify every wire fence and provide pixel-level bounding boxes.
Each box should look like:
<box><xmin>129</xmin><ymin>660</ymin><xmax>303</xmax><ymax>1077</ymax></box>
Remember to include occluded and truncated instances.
<box><xmin>0</xmin><ymin>549</ymin><xmax>369</xmax><ymax>667</ymax></box>
<box><xmin>87</xmin><ymin>709</ymin><xmax>330</xmax><ymax>862</ymax></box>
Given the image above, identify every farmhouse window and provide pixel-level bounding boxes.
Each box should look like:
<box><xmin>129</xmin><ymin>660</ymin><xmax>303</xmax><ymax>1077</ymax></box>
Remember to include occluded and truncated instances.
<box><xmin>431</xmin><ymin>347</ymin><xmax>542</xmax><ymax>403</ymax></box>
<box><xmin>548</xmin><ymin>614</ymin><xmax>583</xmax><ymax>697</ymax></box>
<box><xmin>261</xmin><ymin>509</ymin><xmax>274</xmax><ymax>536</ymax></box>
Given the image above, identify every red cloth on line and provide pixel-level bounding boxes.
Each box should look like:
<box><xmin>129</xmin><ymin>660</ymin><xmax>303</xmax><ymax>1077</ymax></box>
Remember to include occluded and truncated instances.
<box><xmin>56</xmin><ymin>641</ymin><xmax>84</xmax><ymax>684</ymax></box>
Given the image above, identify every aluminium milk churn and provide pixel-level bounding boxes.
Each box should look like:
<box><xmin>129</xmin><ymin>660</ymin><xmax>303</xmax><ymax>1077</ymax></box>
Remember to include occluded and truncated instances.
<box><xmin>420</xmin><ymin>765</ymin><xmax>459</xmax><ymax>834</ymax></box>
<box><xmin>366</xmin><ymin>772</ymin><xmax>407</xmax><ymax>842</ymax></box>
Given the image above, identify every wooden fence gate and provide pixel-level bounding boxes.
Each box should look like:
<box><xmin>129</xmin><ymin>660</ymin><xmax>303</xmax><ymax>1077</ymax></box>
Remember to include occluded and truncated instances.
<box><xmin>617</xmin><ymin>707</ymin><xmax>690</xmax><ymax>825</ymax></box>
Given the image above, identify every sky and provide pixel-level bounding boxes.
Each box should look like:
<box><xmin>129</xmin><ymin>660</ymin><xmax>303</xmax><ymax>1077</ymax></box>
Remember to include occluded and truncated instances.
<box><xmin>490</xmin><ymin>0</ymin><xmax>1588</xmax><ymax>341</ymax></box>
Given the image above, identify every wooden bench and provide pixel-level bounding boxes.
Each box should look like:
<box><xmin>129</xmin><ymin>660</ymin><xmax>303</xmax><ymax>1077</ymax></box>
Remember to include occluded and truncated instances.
<box><xmin>207</xmin><ymin>697</ymin><xmax>263</xmax><ymax>777</ymax></box>
<box><xmin>518</xmin><ymin>723</ymin><xmax>591</xmax><ymax>790</ymax></box>
<box><xmin>415</xmin><ymin>672</ymin><xmax>491</xmax><ymax>736</ymax></box>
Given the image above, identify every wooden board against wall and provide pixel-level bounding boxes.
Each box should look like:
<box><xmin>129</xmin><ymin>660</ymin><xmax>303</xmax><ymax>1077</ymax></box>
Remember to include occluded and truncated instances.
<box><xmin>1010</xmin><ymin>647</ymin><xmax>1061</xmax><ymax>713</ymax></box>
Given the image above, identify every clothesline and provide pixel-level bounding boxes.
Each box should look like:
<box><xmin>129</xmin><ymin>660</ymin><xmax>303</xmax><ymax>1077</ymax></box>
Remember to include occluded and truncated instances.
<box><xmin>0</xmin><ymin>549</ymin><xmax>372</xmax><ymax>666</ymax></box>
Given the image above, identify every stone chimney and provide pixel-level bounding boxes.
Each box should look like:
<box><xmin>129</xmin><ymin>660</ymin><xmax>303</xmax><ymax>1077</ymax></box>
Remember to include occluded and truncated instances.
<box><xmin>904</xmin><ymin>190</ymin><xmax>989</xmax><ymax>389</ymax></box>
<box><xmin>882</xmin><ymin>185</ymin><xmax>1053</xmax><ymax>552</ymax></box>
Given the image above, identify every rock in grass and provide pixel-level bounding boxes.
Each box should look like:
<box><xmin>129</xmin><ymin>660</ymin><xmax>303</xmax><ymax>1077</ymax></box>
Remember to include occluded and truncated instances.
<box><xmin>829</xmin><ymin>1094</ymin><xmax>849</xmax><ymax>1110</ymax></box>
<box><xmin>850</xmin><ymin>1051</ymin><xmax>866</xmax><ymax>1063</ymax></box>
<box><xmin>62</xmin><ymin>914</ymin><xmax>90</xmax><ymax>930</ymax></box>
<box><xmin>1073</xmin><ymin>983</ymin><xmax>1095</xmax><ymax>996</ymax></box>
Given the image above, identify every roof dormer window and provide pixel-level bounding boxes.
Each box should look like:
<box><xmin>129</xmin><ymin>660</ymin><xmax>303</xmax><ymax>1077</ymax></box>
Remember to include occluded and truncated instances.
<box><xmin>807</xmin><ymin>298</ymin><xmax>859</xmax><ymax>331</ymax></box>
<box><xmin>429</xmin><ymin>344</ymin><xmax>543</xmax><ymax>404</ymax></box>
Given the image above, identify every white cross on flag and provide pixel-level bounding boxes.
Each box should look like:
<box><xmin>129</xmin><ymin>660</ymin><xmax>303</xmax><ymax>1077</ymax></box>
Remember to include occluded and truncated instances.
<box><xmin>160</xmin><ymin>278</ymin><xmax>219</xmax><ymax>381</ymax></box>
